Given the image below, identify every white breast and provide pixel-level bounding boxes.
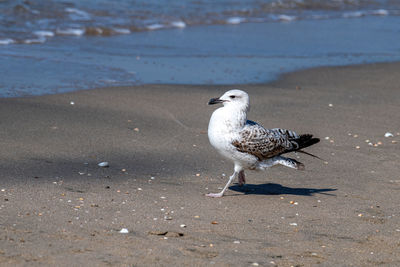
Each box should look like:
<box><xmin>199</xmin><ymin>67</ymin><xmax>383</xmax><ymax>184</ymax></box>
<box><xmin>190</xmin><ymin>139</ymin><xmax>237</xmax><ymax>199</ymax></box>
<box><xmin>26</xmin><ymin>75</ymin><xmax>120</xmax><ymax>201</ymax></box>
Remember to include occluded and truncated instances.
<box><xmin>208</xmin><ymin>106</ymin><xmax>258</xmax><ymax>168</ymax></box>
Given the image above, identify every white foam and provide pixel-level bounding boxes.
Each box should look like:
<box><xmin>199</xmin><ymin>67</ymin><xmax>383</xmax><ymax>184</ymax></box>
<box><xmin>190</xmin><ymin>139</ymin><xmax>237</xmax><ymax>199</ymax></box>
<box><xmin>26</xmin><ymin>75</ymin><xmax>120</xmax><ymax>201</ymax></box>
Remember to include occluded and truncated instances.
<box><xmin>171</xmin><ymin>21</ymin><xmax>186</xmax><ymax>28</ymax></box>
<box><xmin>33</xmin><ymin>31</ymin><xmax>55</xmax><ymax>37</ymax></box>
<box><xmin>56</xmin><ymin>28</ymin><xmax>85</xmax><ymax>36</ymax></box>
<box><xmin>0</xmin><ymin>38</ymin><xmax>15</xmax><ymax>45</ymax></box>
<box><xmin>65</xmin><ymin>7</ymin><xmax>91</xmax><ymax>21</ymax></box>
<box><xmin>343</xmin><ymin>11</ymin><xmax>365</xmax><ymax>18</ymax></box>
<box><xmin>24</xmin><ymin>37</ymin><xmax>46</xmax><ymax>44</ymax></box>
<box><xmin>226</xmin><ymin>17</ymin><xmax>245</xmax><ymax>25</ymax></box>
<box><xmin>113</xmin><ymin>28</ymin><xmax>131</xmax><ymax>34</ymax></box>
<box><xmin>371</xmin><ymin>9</ymin><xmax>389</xmax><ymax>16</ymax></box>
<box><xmin>146</xmin><ymin>23</ymin><xmax>164</xmax><ymax>30</ymax></box>
<box><xmin>274</xmin><ymin>15</ymin><xmax>297</xmax><ymax>22</ymax></box>
<box><xmin>310</xmin><ymin>14</ymin><xmax>329</xmax><ymax>20</ymax></box>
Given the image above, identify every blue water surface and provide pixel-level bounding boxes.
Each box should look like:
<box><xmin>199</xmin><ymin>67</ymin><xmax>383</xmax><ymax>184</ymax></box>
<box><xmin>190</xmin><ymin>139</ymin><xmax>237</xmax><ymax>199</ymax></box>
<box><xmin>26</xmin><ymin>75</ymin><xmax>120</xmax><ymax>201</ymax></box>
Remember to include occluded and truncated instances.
<box><xmin>1</xmin><ymin>16</ymin><xmax>400</xmax><ymax>97</ymax></box>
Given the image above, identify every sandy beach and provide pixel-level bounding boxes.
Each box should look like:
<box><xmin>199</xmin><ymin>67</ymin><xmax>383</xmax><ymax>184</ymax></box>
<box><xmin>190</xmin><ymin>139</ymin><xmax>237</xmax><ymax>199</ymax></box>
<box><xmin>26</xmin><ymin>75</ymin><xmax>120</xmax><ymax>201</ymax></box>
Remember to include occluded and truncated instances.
<box><xmin>1</xmin><ymin>62</ymin><xmax>400</xmax><ymax>266</ymax></box>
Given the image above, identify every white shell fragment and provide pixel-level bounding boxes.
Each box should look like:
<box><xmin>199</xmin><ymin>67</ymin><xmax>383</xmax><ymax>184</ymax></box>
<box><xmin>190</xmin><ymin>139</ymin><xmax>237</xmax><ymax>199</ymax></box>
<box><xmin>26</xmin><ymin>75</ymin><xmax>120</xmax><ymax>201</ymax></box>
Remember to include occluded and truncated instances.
<box><xmin>119</xmin><ymin>228</ymin><xmax>129</xmax><ymax>234</ymax></box>
<box><xmin>98</xmin><ymin>162</ymin><xmax>109</xmax><ymax>167</ymax></box>
<box><xmin>384</xmin><ymin>132</ymin><xmax>394</xmax><ymax>137</ymax></box>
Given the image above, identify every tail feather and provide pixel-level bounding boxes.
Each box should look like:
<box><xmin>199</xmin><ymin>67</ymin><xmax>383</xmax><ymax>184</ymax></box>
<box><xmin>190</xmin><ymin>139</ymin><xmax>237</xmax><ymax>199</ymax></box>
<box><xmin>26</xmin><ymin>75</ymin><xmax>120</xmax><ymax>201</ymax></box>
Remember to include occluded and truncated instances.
<box><xmin>295</xmin><ymin>134</ymin><xmax>320</xmax><ymax>150</ymax></box>
<box><xmin>285</xmin><ymin>134</ymin><xmax>320</xmax><ymax>159</ymax></box>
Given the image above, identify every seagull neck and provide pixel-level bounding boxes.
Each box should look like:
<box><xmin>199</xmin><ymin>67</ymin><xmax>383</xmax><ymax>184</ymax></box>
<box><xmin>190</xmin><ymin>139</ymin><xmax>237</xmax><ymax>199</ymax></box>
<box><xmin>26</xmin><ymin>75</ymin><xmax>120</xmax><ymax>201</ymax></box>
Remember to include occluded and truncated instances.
<box><xmin>222</xmin><ymin>106</ymin><xmax>247</xmax><ymax>129</ymax></box>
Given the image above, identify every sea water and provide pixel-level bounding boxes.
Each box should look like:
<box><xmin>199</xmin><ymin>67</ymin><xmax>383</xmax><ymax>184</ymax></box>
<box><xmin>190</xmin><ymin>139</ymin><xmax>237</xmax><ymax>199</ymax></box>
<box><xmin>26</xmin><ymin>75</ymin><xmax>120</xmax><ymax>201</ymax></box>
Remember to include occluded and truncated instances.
<box><xmin>0</xmin><ymin>0</ymin><xmax>400</xmax><ymax>97</ymax></box>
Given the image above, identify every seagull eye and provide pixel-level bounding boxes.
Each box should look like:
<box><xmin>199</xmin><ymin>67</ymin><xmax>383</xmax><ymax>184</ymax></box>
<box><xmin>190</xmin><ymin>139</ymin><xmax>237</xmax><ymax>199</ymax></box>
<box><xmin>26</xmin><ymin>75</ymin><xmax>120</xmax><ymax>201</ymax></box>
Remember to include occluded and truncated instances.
<box><xmin>229</xmin><ymin>95</ymin><xmax>236</xmax><ymax>99</ymax></box>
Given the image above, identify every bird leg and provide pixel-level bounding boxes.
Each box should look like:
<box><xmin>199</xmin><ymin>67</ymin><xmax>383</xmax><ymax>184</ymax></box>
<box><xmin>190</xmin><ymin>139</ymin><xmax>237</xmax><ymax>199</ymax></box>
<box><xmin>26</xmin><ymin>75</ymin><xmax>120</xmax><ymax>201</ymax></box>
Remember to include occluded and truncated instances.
<box><xmin>238</xmin><ymin>170</ymin><xmax>246</xmax><ymax>186</ymax></box>
<box><xmin>206</xmin><ymin>171</ymin><xmax>237</xmax><ymax>198</ymax></box>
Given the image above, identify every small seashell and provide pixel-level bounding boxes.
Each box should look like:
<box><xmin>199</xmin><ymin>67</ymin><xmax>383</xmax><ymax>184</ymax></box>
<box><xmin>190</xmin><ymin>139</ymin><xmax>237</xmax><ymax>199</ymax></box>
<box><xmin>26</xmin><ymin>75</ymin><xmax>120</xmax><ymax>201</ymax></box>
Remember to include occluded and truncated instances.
<box><xmin>233</xmin><ymin>240</ymin><xmax>240</xmax><ymax>244</ymax></box>
<box><xmin>324</xmin><ymin>137</ymin><xmax>330</xmax><ymax>140</ymax></box>
<box><xmin>328</xmin><ymin>103</ymin><xmax>333</xmax><ymax>107</ymax></box>
<box><xmin>98</xmin><ymin>162</ymin><xmax>109</xmax><ymax>167</ymax></box>
<box><xmin>289</xmin><ymin>223</ymin><xmax>297</xmax><ymax>226</ymax></box>
<box><xmin>119</xmin><ymin>228</ymin><xmax>129</xmax><ymax>234</ymax></box>
<box><xmin>211</xmin><ymin>221</ymin><xmax>219</xmax><ymax>224</ymax></box>
<box><xmin>377</xmin><ymin>141</ymin><xmax>382</xmax><ymax>145</ymax></box>
<box><xmin>384</xmin><ymin>132</ymin><xmax>393</xmax><ymax>137</ymax></box>
<box><xmin>180</xmin><ymin>224</ymin><xmax>186</xmax><ymax>228</ymax></box>
<box><xmin>70</xmin><ymin>101</ymin><xmax>75</xmax><ymax>105</ymax></box>
<box><xmin>355</xmin><ymin>146</ymin><xmax>360</xmax><ymax>149</ymax></box>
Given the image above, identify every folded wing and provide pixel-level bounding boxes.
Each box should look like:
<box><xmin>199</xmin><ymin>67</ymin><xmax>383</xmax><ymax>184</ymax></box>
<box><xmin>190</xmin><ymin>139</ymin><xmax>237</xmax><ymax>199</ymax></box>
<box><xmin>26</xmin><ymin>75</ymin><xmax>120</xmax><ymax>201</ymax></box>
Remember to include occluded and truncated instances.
<box><xmin>232</xmin><ymin>120</ymin><xmax>319</xmax><ymax>160</ymax></box>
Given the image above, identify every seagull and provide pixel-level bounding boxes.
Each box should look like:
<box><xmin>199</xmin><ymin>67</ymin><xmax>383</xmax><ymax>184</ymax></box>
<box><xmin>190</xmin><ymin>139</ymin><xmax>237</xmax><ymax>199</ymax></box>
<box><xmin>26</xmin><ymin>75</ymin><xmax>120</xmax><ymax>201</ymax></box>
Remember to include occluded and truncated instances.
<box><xmin>207</xmin><ymin>89</ymin><xmax>320</xmax><ymax>197</ymax></box>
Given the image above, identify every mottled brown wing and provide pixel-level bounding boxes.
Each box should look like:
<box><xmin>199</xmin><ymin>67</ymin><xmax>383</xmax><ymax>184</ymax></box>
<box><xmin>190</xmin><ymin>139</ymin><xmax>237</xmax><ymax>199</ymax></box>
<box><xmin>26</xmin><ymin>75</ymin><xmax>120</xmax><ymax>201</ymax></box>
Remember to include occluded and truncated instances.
<box><xmin>232</xmin><ymin>121</ymin><xmax>298</xmax><ymax>160</ymax></box>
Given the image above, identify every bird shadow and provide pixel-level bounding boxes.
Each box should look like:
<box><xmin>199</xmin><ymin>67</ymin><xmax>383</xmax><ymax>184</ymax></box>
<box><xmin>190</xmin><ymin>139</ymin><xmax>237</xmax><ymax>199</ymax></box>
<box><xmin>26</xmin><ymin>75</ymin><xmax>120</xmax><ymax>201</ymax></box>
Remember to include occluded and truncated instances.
<box><xmin>229</xmin><ymin>183</ymin><xmax>337</xmax><ymax>196</ymax></box>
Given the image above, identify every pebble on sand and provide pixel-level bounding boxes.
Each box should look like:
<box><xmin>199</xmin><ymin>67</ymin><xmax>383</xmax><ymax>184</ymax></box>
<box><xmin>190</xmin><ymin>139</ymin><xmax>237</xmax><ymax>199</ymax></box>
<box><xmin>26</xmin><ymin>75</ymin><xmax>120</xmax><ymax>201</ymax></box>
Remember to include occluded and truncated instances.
<box><xmin>119</xmin><ymin>228</ymin><xmax>129</xmax><ymax>234</ymax></box>
<box><xmin>384</xmin><ymin>132</ymin><xmax>394</xmax><ymax>137</ymax></box>
<box><xmin>98</xmin><ymin>162</ymin><xmax>109</xmax><ymax>167</ymax></box>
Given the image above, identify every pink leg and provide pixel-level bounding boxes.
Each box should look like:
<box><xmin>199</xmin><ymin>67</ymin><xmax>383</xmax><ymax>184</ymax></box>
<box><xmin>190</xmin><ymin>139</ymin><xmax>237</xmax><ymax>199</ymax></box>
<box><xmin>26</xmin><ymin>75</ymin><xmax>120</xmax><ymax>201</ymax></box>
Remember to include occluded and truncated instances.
<box><xmin>238</xmin><ymin>170</ymin><xmax>246</xmax><ymax>186</ymax></box>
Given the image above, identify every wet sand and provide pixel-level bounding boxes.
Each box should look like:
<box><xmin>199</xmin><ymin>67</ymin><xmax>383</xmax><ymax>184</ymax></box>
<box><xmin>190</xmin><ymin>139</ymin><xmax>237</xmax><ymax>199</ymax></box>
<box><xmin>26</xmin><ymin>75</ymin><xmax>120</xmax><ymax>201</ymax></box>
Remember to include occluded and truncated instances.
<box><xmin>0</xmin><ymin>62</ymin><xmax>399</xmax><ymax>266</ymax></box>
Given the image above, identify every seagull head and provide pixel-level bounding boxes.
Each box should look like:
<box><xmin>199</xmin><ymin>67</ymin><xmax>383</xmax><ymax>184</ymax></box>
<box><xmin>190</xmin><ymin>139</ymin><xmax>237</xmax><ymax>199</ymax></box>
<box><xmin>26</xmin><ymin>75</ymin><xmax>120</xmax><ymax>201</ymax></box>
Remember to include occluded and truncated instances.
<box><xmin>208</xmin><ymin>89</ymin><xmax>250</xmax><ymax>111</ymax></box>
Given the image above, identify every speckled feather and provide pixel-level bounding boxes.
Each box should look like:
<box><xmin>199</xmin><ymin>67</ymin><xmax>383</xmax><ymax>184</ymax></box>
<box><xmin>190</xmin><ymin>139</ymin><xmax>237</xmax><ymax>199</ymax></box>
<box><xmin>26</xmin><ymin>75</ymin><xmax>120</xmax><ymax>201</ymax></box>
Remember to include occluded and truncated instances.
<box><xmin>232</xmin><ymin>120</ymin><xmax>302</xmax><ymax>160</ymax></box>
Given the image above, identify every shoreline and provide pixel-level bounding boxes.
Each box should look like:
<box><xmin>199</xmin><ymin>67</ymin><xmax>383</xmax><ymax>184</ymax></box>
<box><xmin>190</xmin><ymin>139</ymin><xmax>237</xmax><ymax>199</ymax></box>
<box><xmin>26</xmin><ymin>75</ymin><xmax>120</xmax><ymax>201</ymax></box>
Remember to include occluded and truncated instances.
<box><xmin>1</xmin><ymin>62</ymin><xmax>399</xmax><ymax>266</ymax></box>
<box><xmin>2</xmin><ymin>15</ymin><xmax>400</xmax><ymax>97</ymax></box>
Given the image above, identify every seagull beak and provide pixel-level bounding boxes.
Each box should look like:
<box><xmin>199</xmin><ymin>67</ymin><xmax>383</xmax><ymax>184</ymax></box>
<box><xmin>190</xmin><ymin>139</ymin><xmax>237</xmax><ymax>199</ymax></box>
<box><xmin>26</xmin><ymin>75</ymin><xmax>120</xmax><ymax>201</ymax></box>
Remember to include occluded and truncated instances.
<box><xmin>208</xmin><ymin>98</ymin><xmax>224</xmax><ymax>105</ymax></box>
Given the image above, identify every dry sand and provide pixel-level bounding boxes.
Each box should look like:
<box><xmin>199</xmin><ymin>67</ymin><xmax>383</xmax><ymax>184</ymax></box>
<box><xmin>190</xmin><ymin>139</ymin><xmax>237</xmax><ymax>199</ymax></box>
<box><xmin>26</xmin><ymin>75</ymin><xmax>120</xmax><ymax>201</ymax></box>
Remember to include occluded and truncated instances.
<box><xmin>0</xmin><ymin>62</ymin><xmax>399</xmax><ymax>266</ymax></box>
